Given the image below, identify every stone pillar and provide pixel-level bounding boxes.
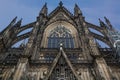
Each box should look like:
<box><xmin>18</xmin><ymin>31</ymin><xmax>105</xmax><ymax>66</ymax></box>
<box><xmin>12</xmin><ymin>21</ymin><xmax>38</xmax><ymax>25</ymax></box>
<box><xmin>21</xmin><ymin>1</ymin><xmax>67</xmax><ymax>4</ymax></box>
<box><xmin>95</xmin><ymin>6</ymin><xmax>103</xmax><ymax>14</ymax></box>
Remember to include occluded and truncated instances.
<box><xmin>36</xmin><ymin>71</ymin><xmax>40</xmax><ymax>80</ymax></box>
<box><xmin>40</xmin><ymin>70</ymin><xmax>44</xmax><ymax>79</ymax></box>
<box><xmin>95</xmin><ymin>57</ymin><xmax>112</xmax><ymax>80</ymax></box>
<box><xmin>13</xmin><ymin>58</ymin><xmax>28</xmax><ymax>80</ymax></box>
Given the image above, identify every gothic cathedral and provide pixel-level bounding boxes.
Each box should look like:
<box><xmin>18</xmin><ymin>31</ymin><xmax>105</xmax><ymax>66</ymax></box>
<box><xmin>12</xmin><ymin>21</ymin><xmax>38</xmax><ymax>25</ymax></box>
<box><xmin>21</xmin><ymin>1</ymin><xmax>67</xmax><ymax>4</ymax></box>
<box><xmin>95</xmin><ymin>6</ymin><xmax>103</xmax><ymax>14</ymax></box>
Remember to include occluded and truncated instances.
<box><xmin>0</xmin><ymin>2</ymin><xmax>120</xmax><ymax>80</ymax></box>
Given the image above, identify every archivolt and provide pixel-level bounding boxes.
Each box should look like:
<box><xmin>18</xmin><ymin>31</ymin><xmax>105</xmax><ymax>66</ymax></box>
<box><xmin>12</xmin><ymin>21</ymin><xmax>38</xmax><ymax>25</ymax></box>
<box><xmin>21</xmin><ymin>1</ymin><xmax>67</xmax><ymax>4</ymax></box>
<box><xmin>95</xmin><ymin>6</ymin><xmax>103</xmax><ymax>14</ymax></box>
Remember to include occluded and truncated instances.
<box><xmin>41</xmin><ymin>21</ymin><xmax>79</xmax><ymax>48</ymax></box>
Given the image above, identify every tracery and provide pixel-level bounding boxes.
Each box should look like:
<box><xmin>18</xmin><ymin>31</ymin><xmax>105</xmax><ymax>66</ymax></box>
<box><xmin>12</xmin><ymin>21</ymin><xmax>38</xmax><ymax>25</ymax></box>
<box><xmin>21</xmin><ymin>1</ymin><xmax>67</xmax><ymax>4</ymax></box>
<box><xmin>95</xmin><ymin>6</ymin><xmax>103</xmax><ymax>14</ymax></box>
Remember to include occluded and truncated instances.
<box><xmin>48</xmin><ymin>25</ymin><xmax>74</xmax><ymax>48</ymax></box>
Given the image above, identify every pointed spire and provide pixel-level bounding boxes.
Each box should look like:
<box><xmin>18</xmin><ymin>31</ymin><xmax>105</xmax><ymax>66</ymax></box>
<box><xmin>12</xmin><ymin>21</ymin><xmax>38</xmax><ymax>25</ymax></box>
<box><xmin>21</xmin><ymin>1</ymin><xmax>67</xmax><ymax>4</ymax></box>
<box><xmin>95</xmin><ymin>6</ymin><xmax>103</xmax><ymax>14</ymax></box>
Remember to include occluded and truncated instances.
<box><xmin>12</xmin><ymin>16</ymin><xmax>17</xmax><ymax>23</ymax></box>
<box><xmin>39</xmin><ymin>3</ymin><xmax>48</xmax><ymax>16</ymax></box>
<box><xmin>14</xmin><ymin>18</ymin><xmax>22</xmax><ymax>27</ymax></box>
<box><xmin>59</xmin><ymin>1</ymin><xmax>63</xmax><ymax>7</ymax></box>
<box><xmin>104</xmin><ymin>16</ymin><xmax>113</xmax><ymax>30</ymax></box>
<box><xmin>1</xmin><ymin>16</ymin><xmax>17</xmax><ymax>34</ymax></box>
<box><xmin>74</xmin><ymin>4</ymin><xmax>82</xmax><ymax>16</ymax></box>
<box><xmin>99</xmin><ymin>18</ymin><xmax>106</xmax><ymax>27</ymax></box>
<box><xmin>9</xmin><ymin>16</ymin><xmax>17</xmax><ymax>26</ymax></box>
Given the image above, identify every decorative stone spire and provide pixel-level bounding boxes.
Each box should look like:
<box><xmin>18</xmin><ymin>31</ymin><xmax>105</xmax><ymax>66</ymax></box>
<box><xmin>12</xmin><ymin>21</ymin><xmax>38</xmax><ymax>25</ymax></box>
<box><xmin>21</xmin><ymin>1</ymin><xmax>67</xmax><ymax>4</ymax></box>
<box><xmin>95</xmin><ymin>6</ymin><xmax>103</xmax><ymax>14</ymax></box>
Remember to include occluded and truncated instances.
<box><xmin>8</xmin><ymin>16</ymin><xmax>17</xmax><ymax>27</ymax></box>
<box><xmin>14</xmin><ymin>18</ymin><xmax>22</xmax><ymax>27</ymax></box>
<box><xmin>99</xmin><ymin>18</ymin><xmax>106</xmax><ymax>27</ymax></box>
<box><xmin>74</xmin><ymin>4</ymin><xmax>82</xmax><ymax>16</ymax></box>
<box><xmin>104</xmin><ymin>16</ymin><xmax>113</xmax><ymax>30</ymax></box>
<box><xmin>39</xmin><ymin>3</ymin><xmax>48</xmax><ymax>16</ymax></box>
<box><xmin>12</xmin><ymin>16</ymin><xmax>17</xmax><ymax>22</ymax></box>
<box><xmin>59</xmin><ymin>1</ymin><xmax>63</xmax><ymax>7</ymax></box>
<box><xmin>1</xmin><ymin>16</ymin><xmax>17</xmax><ymax>34</ymax></box>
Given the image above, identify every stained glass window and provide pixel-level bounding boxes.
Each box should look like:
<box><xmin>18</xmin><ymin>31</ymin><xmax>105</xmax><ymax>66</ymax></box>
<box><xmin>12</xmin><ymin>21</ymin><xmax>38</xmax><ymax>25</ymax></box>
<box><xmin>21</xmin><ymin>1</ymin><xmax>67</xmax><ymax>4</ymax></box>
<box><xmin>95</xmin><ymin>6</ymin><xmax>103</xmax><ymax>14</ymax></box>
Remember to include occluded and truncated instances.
<box><xmin>48</xmin><ymin>25</ymin><xmax>74</xmax><ymax>48</ymax></box>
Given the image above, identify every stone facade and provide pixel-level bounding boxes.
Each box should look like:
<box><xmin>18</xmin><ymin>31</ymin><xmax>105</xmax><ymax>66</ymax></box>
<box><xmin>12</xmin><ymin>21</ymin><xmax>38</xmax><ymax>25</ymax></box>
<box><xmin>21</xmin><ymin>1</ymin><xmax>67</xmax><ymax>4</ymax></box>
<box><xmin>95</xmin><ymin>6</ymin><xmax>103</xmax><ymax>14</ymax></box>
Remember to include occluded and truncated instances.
<box><xmin>0</xmin><ymin>2</ymin><xmax>120</xmax><ymax>80</ymax></box>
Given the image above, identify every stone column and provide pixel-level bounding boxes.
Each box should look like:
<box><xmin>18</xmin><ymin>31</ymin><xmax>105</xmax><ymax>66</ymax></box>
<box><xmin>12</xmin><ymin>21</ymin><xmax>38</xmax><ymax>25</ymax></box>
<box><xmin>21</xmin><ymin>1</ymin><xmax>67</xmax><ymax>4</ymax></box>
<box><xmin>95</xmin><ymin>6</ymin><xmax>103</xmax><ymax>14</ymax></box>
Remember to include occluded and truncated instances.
<box><xmin>36</xmin><ymin>71</ymin><xmax>40</xmax><ymax>80</ymax></box>
<box><xmin>95</xmin><ymin>57</ymin><xmax>112</xmax><ymax>80</ymax></box>
<box><xmin>13</xmin><ymin>58</ymin><xmax>28</xmax><ymax>80</ymax></box>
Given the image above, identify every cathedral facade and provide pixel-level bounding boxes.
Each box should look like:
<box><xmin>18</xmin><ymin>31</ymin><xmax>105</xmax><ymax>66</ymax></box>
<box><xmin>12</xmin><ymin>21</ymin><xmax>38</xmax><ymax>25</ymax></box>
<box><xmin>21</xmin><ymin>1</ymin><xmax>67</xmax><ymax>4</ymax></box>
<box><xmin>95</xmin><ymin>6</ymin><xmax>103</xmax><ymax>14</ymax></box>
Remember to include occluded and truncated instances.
<box><xmin>0</xmin><ymin>2</ymin><xmax>120</xmax><ymax>80</ymax></box>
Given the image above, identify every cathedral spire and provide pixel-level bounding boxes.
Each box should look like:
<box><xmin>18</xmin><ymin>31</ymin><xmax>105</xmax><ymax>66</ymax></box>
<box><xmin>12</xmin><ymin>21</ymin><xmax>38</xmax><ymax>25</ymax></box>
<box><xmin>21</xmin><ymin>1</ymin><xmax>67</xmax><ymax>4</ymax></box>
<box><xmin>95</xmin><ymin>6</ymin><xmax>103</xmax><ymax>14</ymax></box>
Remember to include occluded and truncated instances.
<box><xmin>39</xmin><ymin>3</ymin><xmax>48</xmax><ymax>16</ymax></box>
<box><xmin>74</xmin><ymin>4</ymin><xmax>82</xmax><ymax>16</ymax></box>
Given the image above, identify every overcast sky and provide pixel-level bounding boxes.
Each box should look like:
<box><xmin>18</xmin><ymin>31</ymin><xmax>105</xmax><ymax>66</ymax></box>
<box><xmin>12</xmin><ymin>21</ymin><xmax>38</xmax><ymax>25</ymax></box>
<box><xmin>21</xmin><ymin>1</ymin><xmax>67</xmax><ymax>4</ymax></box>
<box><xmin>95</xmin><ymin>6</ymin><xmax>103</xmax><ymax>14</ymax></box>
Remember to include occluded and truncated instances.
<box><xmin>0</xmin><ymin>0</ymin><xmax>120</xmax><ymax>31</ymax></box>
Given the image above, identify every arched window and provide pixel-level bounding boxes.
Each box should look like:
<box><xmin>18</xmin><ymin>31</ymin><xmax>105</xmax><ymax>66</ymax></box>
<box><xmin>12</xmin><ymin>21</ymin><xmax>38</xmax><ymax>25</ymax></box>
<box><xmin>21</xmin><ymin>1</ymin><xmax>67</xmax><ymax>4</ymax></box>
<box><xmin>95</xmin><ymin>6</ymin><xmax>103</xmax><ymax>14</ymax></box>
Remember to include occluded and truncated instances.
<box><xmin>48</xmin><ymin>25</ymin><xmax>74</xmax><ymax>48</ymax></box>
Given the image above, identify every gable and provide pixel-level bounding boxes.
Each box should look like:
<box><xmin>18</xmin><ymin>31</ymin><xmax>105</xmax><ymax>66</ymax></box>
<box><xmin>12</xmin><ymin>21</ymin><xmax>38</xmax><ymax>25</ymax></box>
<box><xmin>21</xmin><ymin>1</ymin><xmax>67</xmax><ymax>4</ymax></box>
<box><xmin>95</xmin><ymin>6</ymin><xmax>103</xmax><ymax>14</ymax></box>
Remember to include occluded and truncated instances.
<box><xmin>47</xmin><ymin>6</ymin><xmax>74</xmax><ymax>25</ymax></box>
<box><xmin>44</xmin><ymin>47</ymin><xmax>80</xmax><ymax>80</ymax></box>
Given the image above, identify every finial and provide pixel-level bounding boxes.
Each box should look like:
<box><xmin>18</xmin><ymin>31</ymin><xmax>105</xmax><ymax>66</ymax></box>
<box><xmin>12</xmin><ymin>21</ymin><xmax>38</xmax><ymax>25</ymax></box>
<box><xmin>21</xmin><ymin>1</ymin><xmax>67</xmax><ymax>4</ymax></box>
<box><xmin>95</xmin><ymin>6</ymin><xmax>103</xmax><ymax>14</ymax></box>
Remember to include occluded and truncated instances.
<box><xmin>39</xmin><ymin>2</ymin><xmax>48</xmax><ymax>16</ymax></box>
<box><xmin>14</xmin><ymin>16</ymin><xmax>17</xmax><ymax>20</ymax></box>
<box><xmin>75</xmin><ymin>3</ymin><xmax>78</xmax><ymax>8</ymax></box>
<box><xmin>18</xmin><ymin>18</ymin><xmax>22</xmax><ymax>24</ymax></box>
<box><xmin>14</xmin><ymin>18</ymin><xmax>22</xmax><ymax>27</ymax></box>
<box><xmin>104</xmin><ymin>16</ymin><xmax>111</xmax><ymax>24</ymax></box>
<box><xmin>60</xmin><ymin>43</ymin><xmax>63</xmax><ymax>50</ymax></box>
<box><xmin>8</xmin><ymin>16</ymin><xmax>17</xmax><ymax>27</ymax></box>
<box><xmin>59</xmin><ymin>1</ymin><xmax>63</xmax><ymax>7</ymax></box>
<box><xmin>11</xmin><ymin>16</ymin><xmax>17</xmax><ymax>23</ymax></box>
<box><xmin>99</xmin><ymin>18</ymin><xmax>105</xmax><ymax>23</ymax></box>
<box><xmin>43</xmin><ymin>2</ymin><xmax>47</xmax><ymax>9</ymax></box>
<box><xmin>45</xmin><ymin>2</ymin><xmax>47</xmax><ymax>7</ymax></box>
<box><xmin>18</xmin><ymin>18</ymin><xmax>22</xmax><ymax>23</ymax></box>
<box><xmin>99</xmin><ymin>18</ymin><xmax>106</xmax><ymax>27</ymax></box>
<box><xmin>74</xmin><ymin>3</ymin><xmax>82</xmax><ymax>16</ymax></box>
<box><xmin>104</xmin><ymin>16</ymin><xmax>107</xmax><ymax>20</ymax></box>
<box><xmin>104</xmin><ymin>16</ymin><xmax>114</xmax><ymax>31</ymax></box>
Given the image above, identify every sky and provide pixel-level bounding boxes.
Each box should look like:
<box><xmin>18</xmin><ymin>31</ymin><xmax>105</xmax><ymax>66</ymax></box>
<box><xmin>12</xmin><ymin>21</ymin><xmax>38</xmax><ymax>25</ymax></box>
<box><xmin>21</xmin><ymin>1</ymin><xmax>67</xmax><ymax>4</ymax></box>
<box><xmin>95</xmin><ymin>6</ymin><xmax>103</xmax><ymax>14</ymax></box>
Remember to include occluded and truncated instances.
<box><xmin>0</xmin><ymin>0</ymin><xmax>120</xmax><ymax>31</ymax></box>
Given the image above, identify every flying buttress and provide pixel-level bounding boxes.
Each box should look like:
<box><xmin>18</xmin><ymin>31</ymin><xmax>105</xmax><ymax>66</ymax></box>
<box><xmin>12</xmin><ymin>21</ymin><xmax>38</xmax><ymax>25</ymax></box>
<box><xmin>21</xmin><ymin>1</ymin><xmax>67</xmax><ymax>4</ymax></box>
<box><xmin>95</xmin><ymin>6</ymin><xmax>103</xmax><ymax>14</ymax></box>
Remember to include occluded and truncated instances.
<box><xmin>90</xmin><ymin>31</ymin><xmax>112</xmax><ymax>47</ymax></box>
<box><xmin>11</xmin><ymin>32</ymin><xmax>31</xmax><ymax>46</ymax></box>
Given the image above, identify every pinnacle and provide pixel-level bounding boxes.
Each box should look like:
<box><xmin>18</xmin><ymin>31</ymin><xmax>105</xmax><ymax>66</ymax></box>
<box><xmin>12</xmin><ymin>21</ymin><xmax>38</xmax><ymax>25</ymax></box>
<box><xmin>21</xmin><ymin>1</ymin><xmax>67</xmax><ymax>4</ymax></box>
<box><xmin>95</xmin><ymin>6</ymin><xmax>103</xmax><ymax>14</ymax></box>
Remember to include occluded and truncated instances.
<box><xmin>59</xmin><ymin>1</ymin><xmax>63</xmax><ymax>7</ymax></box>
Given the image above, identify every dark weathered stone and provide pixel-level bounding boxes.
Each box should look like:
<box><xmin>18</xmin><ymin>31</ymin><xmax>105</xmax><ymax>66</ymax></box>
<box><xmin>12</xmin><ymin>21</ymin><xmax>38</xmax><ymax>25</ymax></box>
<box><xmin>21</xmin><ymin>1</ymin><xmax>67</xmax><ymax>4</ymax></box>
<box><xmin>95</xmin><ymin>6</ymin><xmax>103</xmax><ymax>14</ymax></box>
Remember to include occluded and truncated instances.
<box><xmin>0</xmin><ymin>1</ymin><xmax>119</xmax><ymax>80</ymax></box>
